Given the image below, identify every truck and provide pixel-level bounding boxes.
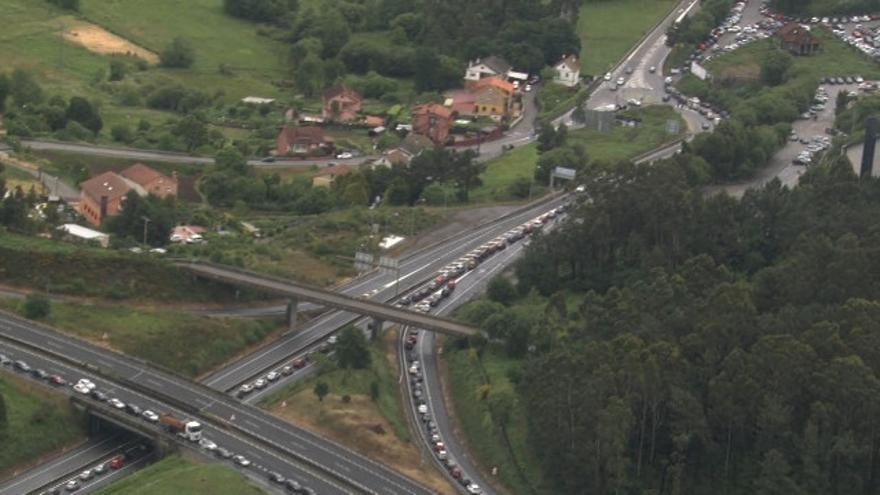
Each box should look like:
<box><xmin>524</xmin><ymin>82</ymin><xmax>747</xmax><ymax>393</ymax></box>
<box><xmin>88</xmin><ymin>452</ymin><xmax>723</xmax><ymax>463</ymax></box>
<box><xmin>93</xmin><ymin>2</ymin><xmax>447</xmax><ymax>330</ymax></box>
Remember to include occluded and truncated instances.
<box><xmin>159</xmin><ymin>413</ymin><xmax>203</xmax><ymax>442</ymax></box>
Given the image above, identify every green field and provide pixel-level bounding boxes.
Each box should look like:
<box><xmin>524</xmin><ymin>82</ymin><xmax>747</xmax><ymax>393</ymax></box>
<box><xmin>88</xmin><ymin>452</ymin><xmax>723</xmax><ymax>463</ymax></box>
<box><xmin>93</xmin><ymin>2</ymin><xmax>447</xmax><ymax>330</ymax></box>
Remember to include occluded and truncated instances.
<box><xmin>0</xmin><ymin>373</ymin><xmax>86</xmax><ymax>475</ymax></box>
<box><xmin>93</xmin><ymin>455</ymin><xmax>267</xmax><ymax>495</ymax></box>
<box><xmin>470</xmin><ymin>146</ymin><xmax>542</xmax><ymax>203</ymax></box>
<box><xmin>577</xmin><ymin>0</ymin><xmax>677</xmax><ymax>76</ymax></box>
<box><xmin>445</xmin><ymin>345</ymin><xmax>548</xmax><ymax>495</ymax></box>
<box><xmin>0</xmin><ymin>301</ymin><xmax>277</xmax><ymax>377</ymax></box>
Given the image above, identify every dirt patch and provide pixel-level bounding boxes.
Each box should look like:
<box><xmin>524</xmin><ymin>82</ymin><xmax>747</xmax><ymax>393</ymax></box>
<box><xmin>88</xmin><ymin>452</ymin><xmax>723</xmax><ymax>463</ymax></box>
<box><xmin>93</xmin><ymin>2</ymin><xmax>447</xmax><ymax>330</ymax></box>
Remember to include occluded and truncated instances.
<box><xmin>63</xmin><ymin>22</ymin><xmax>158</xmax><ymax>64</ymax></box>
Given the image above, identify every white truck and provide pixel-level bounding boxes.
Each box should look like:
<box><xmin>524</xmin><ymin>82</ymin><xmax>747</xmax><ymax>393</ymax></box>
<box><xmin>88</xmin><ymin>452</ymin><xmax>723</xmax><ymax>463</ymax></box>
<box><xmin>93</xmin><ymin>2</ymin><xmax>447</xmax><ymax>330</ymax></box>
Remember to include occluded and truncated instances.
<box><xmin>159</xmin><ymin>413</ymin><xmax>203</xmax><ymax>442</ymax></box>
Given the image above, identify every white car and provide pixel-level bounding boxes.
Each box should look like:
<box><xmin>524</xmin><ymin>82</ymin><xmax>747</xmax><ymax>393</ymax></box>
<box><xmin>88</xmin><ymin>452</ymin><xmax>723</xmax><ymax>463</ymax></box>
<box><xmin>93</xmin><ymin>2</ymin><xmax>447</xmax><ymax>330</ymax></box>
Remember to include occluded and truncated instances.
<box><xmin>327</xmin><ymin>335</ymin><xmax>338</xmax><ymax>345</ymax></box>
<box><xmin>467</xmin><ymin>484</ymin><xmax>483</xmax><ymax>494</ymax></box>
<box><xmin>238</xmin><ymin>383</ymin><xmax>254</xmax><ymax>395</ymax></box>
<box><xmin>616</xmin><ymin>77</ymin><xmax>625</xmax><ymax>86</ymax></box>
<box><xmin>65</xmin><ymin>479</ymin><xmax>80</xmax><ymax>491</ymax></box>
<box><xmin>336</xmin><ymin>152</ymin><xmax>353</xmax><ymax>159</ymax></box>
<box><xmin>199</xmin><ymin>438</ymin><xmax>218</xmax><ymax>451</ymax></box>
<box><xmin>108</xmin><ymin>398</ymin><xmax>125</xmax><ymax>410</ymax></box>
<box><xmin>524</xmin><ymin>84</ymin><xmax>532</xmax><ymax>92</ymax></box>
<box><xmin>142</xmin><ymin>410</ymin><xmax>159</xmax><ymax>422</ymax></box>
<box><xmin>233</xmin><ymin>455</ymin><xmax>251</xmax><ymax>467</ymax></box>
<box><xmin>417</xmin><ymin>404</ymin><xmax>428</xmax><ymax>414</ymax></box>
<box><xmin>603</xmin><ymin>72</ymin><xmax>611</xmax><ymax>81</ymax></box>
<box><xmin>266</xmin><ymin>371</ymin><xmax>280</xmax><ymax>382</ymax></box>
<box><xmin>649</xmin><ymin>66</ymin><xmax>656</xmax><ymax>73</ymax></box>
<box><xmin>254</xmin><ymin>379</ymin><xmax>267</xmax><ymax>389</ymax></box>
<box><xmin>74</xmin><ymin>378</ymin><xmax>96</xmax><ymax>394</ymax></box>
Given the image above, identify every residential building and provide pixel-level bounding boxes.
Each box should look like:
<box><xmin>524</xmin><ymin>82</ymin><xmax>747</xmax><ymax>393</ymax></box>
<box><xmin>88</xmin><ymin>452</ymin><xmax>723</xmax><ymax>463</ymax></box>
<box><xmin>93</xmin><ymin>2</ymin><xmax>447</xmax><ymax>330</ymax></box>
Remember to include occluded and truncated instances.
<box><xmin>322</xmin><ymin>85</ymin><xmax>362</xmax><ymax>122</ymax></box>
<box><xmin>170</xmin><ymin>225</ymin><xmax>206</xmax><ymax>244</ymax></box>
<box><xmin>119</xmin><ymin>163</ymin><xmax>178</xmax><ymax>199</ymax></box>
<box><xmin>57</xmin><ymin>224</ymin><xmax>109</xmax><ymax>248</ymax></box>
<box><xmin>464</xmin><ymin>55</ymin><xmax>512</xmax><ymax>88</ymax></box>
<box><xmin>554</xmin><ymin>54</ymin><xmax>580</xmax><ymax>87</ymax></box>
<box><xmin>776</xmin><ymin>23</ymin><xmax>820</xmax><ymax>55</ymax></box>
<box><xmin>78</xmin><ymin>171</ymin><xmax>131</xmax><ymax>226</ymax></box>
<box><xmin>444</xmin><ymin>89</ymin><xmax>477</xmax><ymax>117</ymax></box>
<box><xmin>312</xmin><ymin>164</ymin><xmax>353</xmax><ymax>187</ymax></box>
<box><xmin>411</xmin><ymin>103</ymin><xmax>453</xmax><ymax>145</ymax></box>
<box><xmin>474</xmin><ymin>86</ymin><xmax>509</xmax><ymax>119</ymax></box>
<box><xmin>275</xmin><ymin>126</ymin><xmax>334</xmax><ymax>156</ymax></box>
<box><xmin>380</xmin><ymin>134</ymin><xmax>434</xmax><ymax>166</ymax></box>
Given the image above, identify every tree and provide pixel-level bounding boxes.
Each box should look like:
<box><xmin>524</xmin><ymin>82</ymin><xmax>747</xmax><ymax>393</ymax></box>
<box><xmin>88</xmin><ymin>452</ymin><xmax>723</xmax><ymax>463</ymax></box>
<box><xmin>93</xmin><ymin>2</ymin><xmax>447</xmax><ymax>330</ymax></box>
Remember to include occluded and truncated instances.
<box><xmin>449</xmin><ymin>149</ymin><xmax>484</xmax><ymax>202</ymax></box>
<box><xmin>160</xmin><ymin>37</ymin><xmax>195</xmax><ymax>68</ymax></box>
<box><xmin>0</xmin><ymin>390</ymin><xmax>6</xmax><ymax>433</ymax></box>
<box><xmin>10</xmin><ymin>69</ymin><xmax>43</xmax><ymax>107</ymax></box>
<box><xmin>384</xmin><ymin>177</ymin><xmax>410</xmax><ymax>206</ymax></box>
<box><xmin>175</xmin><ymin>115</ymin><xmax>208</xmax><ymax>151</ymax></box>
<box><xmin>104</xmin><ymin>191</ymin><xmax>176</xmax><ymax>245</ymax></box>
<box><xmin>109</xmin><ymin>59</ymin><xmax>127</xmax><ymax>82</ymax></box>
<box><xmin>754</xmin><ymin>449</ymin><xmax>803</xmax><ymax>495</ymax></box>
<box><xmin>369</xmin><ymin>381</ymin><xmax>380</xmax><ymax>401</ymax></box>
<box><xmin>294</xmin><ymin>52</ymin><xmax>325</xmax><ymax>97</ymax></box>
<box><xmin>314</xmin><ymin>381</ymin><xmax>329</xmax><ymax>402</ymax></box>
<box><xmin>760</xmin><ymin>50</ymin><xmax>792</xmax><ymax>86</ymax></box>
<box><xmin>23</xmin><ymin>293</ymin><xmax>50</xmax><ymax>319</ymax></box>
<box><xmin>65</xmin><ymin>97</ymin><xmax>103</xmax><ymax>135</ymax></box>
<box><xmin>336</xmin><ymin>325</ymin><xmax>371</xmax><ymax>369</ymax></box>
<box><xmin>111</xmin><ymin>124</ymin><xmax>133</xmax><ymax>143</ymax></box>
<box><xmin>0</xmin><ymin>74</ymin><xmax>9</xmax><ymax>112</ymax></box>
<box><xmin>48</xmin><ymin>0</ymin><xmax>80</xmax><ymax>10</ymax></box>
<box><xmin>487</xmin><ymin>276</ymin><xmax>516</xmax><ymax>305</ymax></box>
<box><xmin>223</xmin><ymin>0</ymin><xmax>292</xmax><ymax>22</ymax></box>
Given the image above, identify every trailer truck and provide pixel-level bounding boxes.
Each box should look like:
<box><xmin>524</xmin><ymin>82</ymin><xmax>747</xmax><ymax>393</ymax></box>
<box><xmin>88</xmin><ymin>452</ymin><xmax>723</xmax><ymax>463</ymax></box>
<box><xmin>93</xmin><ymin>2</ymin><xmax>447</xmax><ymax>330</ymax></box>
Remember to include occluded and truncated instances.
<box><xmin>159</xmin><ymin>413</ymin><xmax>203</xmax><ymax>442</ymax></box>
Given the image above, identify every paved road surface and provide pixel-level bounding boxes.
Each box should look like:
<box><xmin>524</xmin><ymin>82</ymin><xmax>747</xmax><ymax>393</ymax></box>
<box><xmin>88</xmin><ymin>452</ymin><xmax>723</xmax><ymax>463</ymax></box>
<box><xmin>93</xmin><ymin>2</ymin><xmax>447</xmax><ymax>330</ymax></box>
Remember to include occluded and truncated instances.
<box><xmin>0</xmin><ymin>313</ymin><xmax>434</xmax><ymax>495</ymax></box>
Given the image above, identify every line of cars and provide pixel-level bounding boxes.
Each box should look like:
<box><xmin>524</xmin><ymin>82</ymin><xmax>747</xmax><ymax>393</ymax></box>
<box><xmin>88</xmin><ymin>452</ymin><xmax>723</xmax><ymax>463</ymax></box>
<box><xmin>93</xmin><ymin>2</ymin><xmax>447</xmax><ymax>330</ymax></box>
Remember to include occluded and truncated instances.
<box><xmin>237</xmin><ymin>355</ymin><xmax>308</xmax><ymax>398</ymax></box>
<box><xmin>403</xmin><ymin>335</ymin><xmax>482</xmax><ymax>495</ymax></box>
<box><xmin>1</xmin><ymin>353</ymin><xmax>316</xmax><ymax>495</ymax></box>
<box><xmin>39</xmin><ymin>445</ymin><xmax>147</xmax><ymax>494</ymax></box>
<box><xmin>398</xmin><ymin>206</ymin><xmax>565</xmax><ymax>315</ymax></box>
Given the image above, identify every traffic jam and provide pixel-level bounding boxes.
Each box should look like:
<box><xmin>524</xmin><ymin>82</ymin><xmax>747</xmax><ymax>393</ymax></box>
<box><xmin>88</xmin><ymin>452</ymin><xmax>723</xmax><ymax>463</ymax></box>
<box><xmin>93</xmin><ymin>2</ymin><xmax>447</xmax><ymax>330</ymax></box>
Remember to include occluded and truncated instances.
<box><xmin>0</xmin><ymin>353</ymin><xmax>317</xmax><ymax>495</ymax></box>
<box><xmin>398</xmin><ymin>203</ymin><xmax>568</xmax><ymax>495</ymax></box>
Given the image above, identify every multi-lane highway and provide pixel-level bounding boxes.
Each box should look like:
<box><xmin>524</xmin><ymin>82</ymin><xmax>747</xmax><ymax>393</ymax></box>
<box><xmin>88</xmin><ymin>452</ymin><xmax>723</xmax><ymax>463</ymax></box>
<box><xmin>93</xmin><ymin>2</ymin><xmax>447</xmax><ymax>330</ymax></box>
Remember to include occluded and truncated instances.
<box><xmin>201</xmin><ymin>194</ymin><xmax>568</xmax><ymax>394</ymax></box>
<box><xmin>0</xmin><ymin>312</ymin><xmax>435</xmax><ymax>495</ymax></box>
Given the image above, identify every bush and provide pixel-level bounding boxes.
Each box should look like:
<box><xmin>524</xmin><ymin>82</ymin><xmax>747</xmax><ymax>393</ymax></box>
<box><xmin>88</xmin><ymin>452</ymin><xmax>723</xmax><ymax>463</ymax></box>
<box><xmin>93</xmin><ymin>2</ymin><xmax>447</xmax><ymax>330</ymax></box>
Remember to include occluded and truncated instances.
<box><xmin>159</xmin><ymin>38</ymin><xmax>195</xmax><ymax>69</ymax></box>
<box><xmin>22</xmin><ymin>293</ymin><xmax>51</xmax><ymax>319</ymax></box>
<box><xmin>111</xmin><ymin>124</ymin><xmax>133</xmax><ymax>143</ymax></box>
<box><xmin>47</xmin><ymin>0</ymin><xmax>79</xmax><ymax>11</ymax></box>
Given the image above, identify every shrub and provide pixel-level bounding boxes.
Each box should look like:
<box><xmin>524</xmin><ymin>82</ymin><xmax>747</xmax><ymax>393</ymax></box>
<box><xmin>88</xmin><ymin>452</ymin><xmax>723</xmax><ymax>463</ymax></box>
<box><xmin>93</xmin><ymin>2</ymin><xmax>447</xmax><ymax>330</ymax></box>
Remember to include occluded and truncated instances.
<box><xmin>159</xmin><ymin>38</ymin><xmax>195</xmax><ymax>68</ymax></box>
<box><xmin>22</xmin><ymin>293</ymin><xmax>51</xmax><ymax>319</ymax></box>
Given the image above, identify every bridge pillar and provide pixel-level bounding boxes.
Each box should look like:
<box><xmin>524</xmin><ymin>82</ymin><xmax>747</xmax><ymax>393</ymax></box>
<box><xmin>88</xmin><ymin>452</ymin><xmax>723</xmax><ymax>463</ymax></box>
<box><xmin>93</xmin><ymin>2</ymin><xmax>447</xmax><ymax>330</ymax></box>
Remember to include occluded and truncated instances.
<box><xmin>368</xmin><ymin>318</ymin><xmax>384</xmax><ymax>340</ymax></box>
<box><xmin>286</xmin><ymin>297</ymin><xmax>299</xmax><ymax>331</ymax></box>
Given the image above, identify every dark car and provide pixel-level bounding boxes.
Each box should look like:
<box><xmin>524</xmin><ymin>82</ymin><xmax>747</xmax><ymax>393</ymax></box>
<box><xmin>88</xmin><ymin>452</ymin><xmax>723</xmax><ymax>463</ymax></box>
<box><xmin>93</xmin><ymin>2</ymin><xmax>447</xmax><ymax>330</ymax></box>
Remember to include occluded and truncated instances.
<box><xmin>215</xmin><ymin>447</ymin><xmax>233</xmax><ymax>459</ymax></box>
<box><xmin>90</xmin><ymin>390</ymin><xmax>108</xmax><ymax>402</ymax></box>
<box><xmin>125</xmin><ymin>403</ymin><xmax>143</xmax><ymax>416</ymax></box>
<box><xmin>31</xmin><ymin>368</ymin><xmax>49</xmax><ymax>380</ymax></box>
<box><xmin>13</xmin><ymin>360</ymin><xmax>31</xmax><ymax>372</ymax></box>
<box><xmin>268</xmin><ymin>472</ymin><xmax>286</xmax><ymax>484</ymax></box>
<box><xmin>284</xmin><ymin>479</ymin><xmax>303</xmax><ymax>492</ymax></box>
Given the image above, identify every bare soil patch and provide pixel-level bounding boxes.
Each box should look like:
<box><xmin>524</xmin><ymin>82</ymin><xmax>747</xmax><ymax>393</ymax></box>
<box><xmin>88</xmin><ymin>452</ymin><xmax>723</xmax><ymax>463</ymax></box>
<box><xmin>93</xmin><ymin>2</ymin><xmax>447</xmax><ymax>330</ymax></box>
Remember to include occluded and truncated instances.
<box><xmin>63</xmin><ymin>22</ymin><xmax>158</xmax><ymax>64</ymax></box>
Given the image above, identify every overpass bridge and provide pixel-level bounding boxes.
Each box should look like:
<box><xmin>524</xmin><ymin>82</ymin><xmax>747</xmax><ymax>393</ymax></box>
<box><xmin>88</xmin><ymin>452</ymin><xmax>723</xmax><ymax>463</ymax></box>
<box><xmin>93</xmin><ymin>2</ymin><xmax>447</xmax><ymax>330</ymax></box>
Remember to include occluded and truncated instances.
<box><xmin>177</xmin><ymin>261</ymin><xmax>480</xmax><ymax>338</ymax></box>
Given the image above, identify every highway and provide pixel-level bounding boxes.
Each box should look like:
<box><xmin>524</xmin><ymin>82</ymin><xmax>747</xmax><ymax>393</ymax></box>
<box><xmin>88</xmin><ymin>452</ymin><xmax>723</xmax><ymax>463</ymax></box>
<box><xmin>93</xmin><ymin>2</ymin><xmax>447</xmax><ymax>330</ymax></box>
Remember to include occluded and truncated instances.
<box><xmin>0</xmin><ymin>312</ymin><xmax>435</xmax><ymax>495</ymax></box>
<box><xmin>200</xmin><ymin>194</ymin><xmax>568</xmax><ymax>393</ymax></box>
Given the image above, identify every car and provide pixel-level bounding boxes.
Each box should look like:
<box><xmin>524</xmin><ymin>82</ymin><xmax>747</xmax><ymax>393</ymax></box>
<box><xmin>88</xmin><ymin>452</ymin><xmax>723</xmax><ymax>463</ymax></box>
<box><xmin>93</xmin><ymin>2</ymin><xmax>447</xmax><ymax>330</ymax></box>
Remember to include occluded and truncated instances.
<box><xmin>254</xmin><ymin>378</ymin><xmax>267</xmax><ymax>389</ymax></box>
<box><xmin>292</xmin><ymin>357</ymin><xmax>307</xmax><ymax>369</ymax></box>
<box><xmin>266</xmin><ymin>371</ymin><xmax>280</xmax><ymax>382</ymax></box>
<box><xmin>233</xmin><ymin>455</ymin><xmax>251</xmax><ymax>467</ymax></box>
<box><xmin>13</xmin><ymin>360</ymin><xmax>31</xmax><ymax>372</ymax></box>
<box><xmin>110</xmin><ymin>456</ymin><xmax>124</xmax><ymax>469</ymax></box>
<box><xmin>108</xmin><ymin>398</ymin><xmax>125</xmax><ymax>410</ymax></box>
<box><xmin>649</xmin><ymin>65</ymin><xmax>656</xmax><ymax>73</ymax></box>
<box><xmin>90</xmin><ymin>390</ymin><xmax>108</xmax><ymax>402</ymax></box>
<box><xmin>125</xmin><ymin>403</ymin><xmax>142</xmax><ymax>416</ymax></box>
<box><xmin>285</xmin><ymin>479</ymin><xmax>303</xmax><ymax>492</ymax></box>
<box><xmin>31</xmin><ymin>368</ymin><xmax>48</xmax><ymax>380</ymax></box>
<box><xmin>281</xmin><ymin>365</ymin><xmax>294</xmax><ymax>376</ymax></box>
<box><xmin>0</xmin><ymin>354</ymin><xmax>10</xmax><ymax>366</ymax></box>
<box><xmin>48</xmin><ymin>374</ymin><xmax>66</xmax><ymax>386</ymax></box>
<box><xmin>301</xmin><ymin>488</ymin><xmax>317</xmax><ymax>495</ymax></box>
<box><xmin>603</xmin><ymin>72</ymin><xmax>611</xmax><ymax>81</ymax></box>
<box><xmin>238</xmin><ymin>384</ymin><xmax>254</xmax><ymax>396</ymax></box>
<box><xmin>142</xmin><ymin>409</ymin><xmax>160</xmax><ymax>422</ymax></box>
<box><xmin>701</xmin><ymin>122</ymin><xmax>711</xmax><ymax>131</ymax></box>
<box><xmin>524</xmin><ymin>84</ymin><xmax>532</xmax><ymax>92</ymax></box>
<box><xmin>433</xmin><ymin>442</ymin><xmax>446</xmax><ymax>452</ymax></box>
<box><xmin>261</xmin><ymin>156</ymin><xmax>276</xmax><ymax>163</ymax></box>
<box><xmin>467</xmin><ymin>483</ymin><xmax>483</xmax><ymax>494</ymax></box>
<box><xmin>78</xmin><ymin>470</ymin><xmax>94</xmax><ymax>481</ymax></box>
<box><xmin>336</xmin><ymin>152</ymin><xmax>353</xmax><ymax>159</ymax></box>
<box><xmin>624</xmin><ymin>66</ymin><xmax>633</xmax><ymax>74</ymax></box>
<box><xmin>327</xmin><ymin>335</ymin><xmax>338</xmax><ymax>345</ymax></box>
<box><xmin>450</xmin><ymin>466</ymin><xmax>462</xmax><ymax>478</ymax></box>
<box><xmin>40</xmin><ymin>487</ymin><xmax>60</xmax><ymax>495</ymax></box>
<box><xmin>199</xmin><ymin>438</ymin><xmax>218</xmax><ymax>451</ymax></box>
<box><xmin>215</xmin><ymin>447</ymin><xmax>233</xmax><ymax>459</ymax></box>
<box><xmin>417</xmin><ymin>404</ymin><xmax>428</xmax><ymax>414</ymax></box>
<box><xmin>616</xmin><ymin>77</ymin><xmax>625</xmax><ymax>86</ymax></box>
<box><xmin>65</xmin><ymin>479</ymin><xmax>79</xmax><ymax>492</ymax></box>
<box><xmin>74</xmin><ymin>379</ymin><xmax>95</xmax><ymax>394</ymax></box>
<box><xmin>268</xmin><ymin>471</ymin><xmax>286</xmax><ymax>483</ymax></box>
<box><xmin>437</xmin><ymin>449</ymin><xmax>449</xmax><ymax>460</ymax></box>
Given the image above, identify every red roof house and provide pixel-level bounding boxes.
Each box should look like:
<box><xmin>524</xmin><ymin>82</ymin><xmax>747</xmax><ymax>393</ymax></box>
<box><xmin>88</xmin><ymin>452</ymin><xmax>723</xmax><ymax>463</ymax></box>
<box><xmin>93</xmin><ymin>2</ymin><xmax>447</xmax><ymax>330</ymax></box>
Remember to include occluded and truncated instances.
<box><xmin>275</xmin><ymin>126</ymin><xmax>334</xmax><ymax>156</ymax></box>
<box><xmin>322</xmin><ymin>85</ymin><xmax>362</xmax><ymax>123</ymax></box>
<box><xmin>412</xmin><ymin>103</ymin><xmax>453</xmax><ymax>145</ymax></box>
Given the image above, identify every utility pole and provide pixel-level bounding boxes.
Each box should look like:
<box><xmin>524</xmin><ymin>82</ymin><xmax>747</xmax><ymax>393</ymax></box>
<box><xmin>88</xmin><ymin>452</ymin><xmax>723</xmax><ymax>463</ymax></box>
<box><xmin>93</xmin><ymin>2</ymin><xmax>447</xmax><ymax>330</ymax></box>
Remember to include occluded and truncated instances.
<box><xmin>141</xmin><ymin>216</ymin><xmax>151</xmax><ymax>247</ymax></box>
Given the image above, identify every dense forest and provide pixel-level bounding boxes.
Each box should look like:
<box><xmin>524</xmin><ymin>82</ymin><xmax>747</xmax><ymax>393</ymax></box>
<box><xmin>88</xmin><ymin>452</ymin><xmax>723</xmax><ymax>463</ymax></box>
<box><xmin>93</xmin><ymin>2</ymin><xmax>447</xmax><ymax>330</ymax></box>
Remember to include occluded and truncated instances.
<box><xmin>771</xmin><ymin>0</ymin><xmax>880</xmax><ymax>15</ymax></box>
<box><xmin>486</xmin><ymin>155</ymin><xmax>880</xmax><ymax>494</ymax></box>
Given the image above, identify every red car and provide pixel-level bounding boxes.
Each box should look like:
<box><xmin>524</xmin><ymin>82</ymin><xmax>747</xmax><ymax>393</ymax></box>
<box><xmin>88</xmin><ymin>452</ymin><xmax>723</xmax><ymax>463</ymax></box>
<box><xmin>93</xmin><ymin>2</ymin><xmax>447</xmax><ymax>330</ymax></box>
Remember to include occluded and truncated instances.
<box><xmin>450</xmin><ymin>467</ymin><xmax>462</xmax><ymax>478</ymax></box>
<box><xmin>291</xmin><ymin>358</ymin><xmax>306</xmax><ymax>369</ymax></box>
<box><xmin>110</xmin><ymin>456</ymin><xmax>124</xmax><ymax>469</ymax></box>
<box><xmin>48</xmin><ymin>375</ymin><xmax>66</xmax><ymax>386</ymax></box>
<box><xmin>446</xmin><ymin>280</ymin><xmax>456</xmax><ymax>290</ymax></box>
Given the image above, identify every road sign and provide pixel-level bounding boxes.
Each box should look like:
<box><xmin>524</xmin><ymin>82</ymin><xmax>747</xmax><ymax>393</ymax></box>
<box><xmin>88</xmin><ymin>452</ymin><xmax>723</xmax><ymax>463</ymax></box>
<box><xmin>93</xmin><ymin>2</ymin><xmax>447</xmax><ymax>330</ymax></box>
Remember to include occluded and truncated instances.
<box><xmin>666</xmin><ymin>119</ymin><xmax>680</xmax><ymax>135</ymax></box>
<box><xmin>354</xmin><ymin>251</ymin><xmax>374</xmax><ymax>272</ymax></box>
<box><xmin>378</xmin><ymin>256</ymin><xmax>399</xmax><ymax>275</ymax></box>
<box><xmin>552</xmin><ymin>166</ymin><xmax>577</xmax><ymax>180</ymax></box>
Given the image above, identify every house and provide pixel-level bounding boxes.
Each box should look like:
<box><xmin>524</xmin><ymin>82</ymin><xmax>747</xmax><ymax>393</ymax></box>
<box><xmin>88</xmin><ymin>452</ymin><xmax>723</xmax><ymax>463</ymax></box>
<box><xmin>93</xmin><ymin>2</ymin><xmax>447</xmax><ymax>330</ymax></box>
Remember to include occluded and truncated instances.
<box><xmin>364</xmin><ymin>115</ymin><xmax>385</xmax><ymax>127</ymax></box>
<box><xmin>380</xmin><ymin>134</ymin><xmax>434</xmax><ymax>166</ymax></box>
<box><xmin>275</xmin><ymin>126</ymin><xmax>334</xmax><ymax>156</ymax></box>
<box><xmin>554</xmin><ymin>54</ymin><xmax>580</xmax><ymax>87</ymax></box>
<box><xmin>464</xmin><ymin>56</ymin><xmax>512</xmax><ymax>88</ymax></box>
<box><xmin>322</xmin><ymin>85</ymin><xmax>362</xmax><ymax>122</ymax></box>
<box><xmin>170</xmin><ymin>225</ymin><xmax>206</xmax><ymax>244</ymax></box>
<box><xmin>444</xmin><ymin>89</ymin><xmax>477</xmax><ymax>116</ymax></box>
<box><xmin>776</xmin><ymin>23</ymin><xmax>820</xmax><ymax>55</ymax></box>
<box><xmin>474</xmin><ymin>86</ymin><xmax>509</xmax><ymax>119</ymax></box>
<box><xmin>474</xmin><ymin>76</ymin><xmax>514</xmax><ymax>97</ymax></box>
<box><xmin>241</xmin><ymin>96</ymin><xmax>275</xmax><ymax>105</ymax></box>
<box><xmin>78</xmin><ymin>171</ymin><xmax>131</xmax><ymax>226</ymax></box>
<box><xmin>119</xmin><ymin>163</ymin><xmax>177</xmax><ymax>199</ymax></box>
<box><xmin>57</xmin><ymin>224</ymin><xmax>109</xmax><ymax>248</ymax></box>
<box><xmin>411</xmin><ymin>103</ymin><xmax>453</xmax><ymax>145</ymax></box>
<box><xmin>312</xmin><ymin>164</ymin><xmax>353</xmax><ymax>188</ymax></box>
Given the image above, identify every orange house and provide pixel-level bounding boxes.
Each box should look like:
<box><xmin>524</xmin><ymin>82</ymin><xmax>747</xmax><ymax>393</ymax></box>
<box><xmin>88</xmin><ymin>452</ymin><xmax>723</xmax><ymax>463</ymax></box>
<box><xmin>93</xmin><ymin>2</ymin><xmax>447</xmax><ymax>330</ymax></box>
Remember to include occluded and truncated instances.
<box><xmin>411</xmin><ymin>103</ymin><xmax>453</xmax><ymax>145</ymax></box>
<box><xmin>78</xmin><ymin>171</ymin><xmax>131</xmax><ymax>226</ymax></box>
<box><xmin>119</xmin><ymin>163</ymin><xmax>178</xmax><ymax>199</ymax></box>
